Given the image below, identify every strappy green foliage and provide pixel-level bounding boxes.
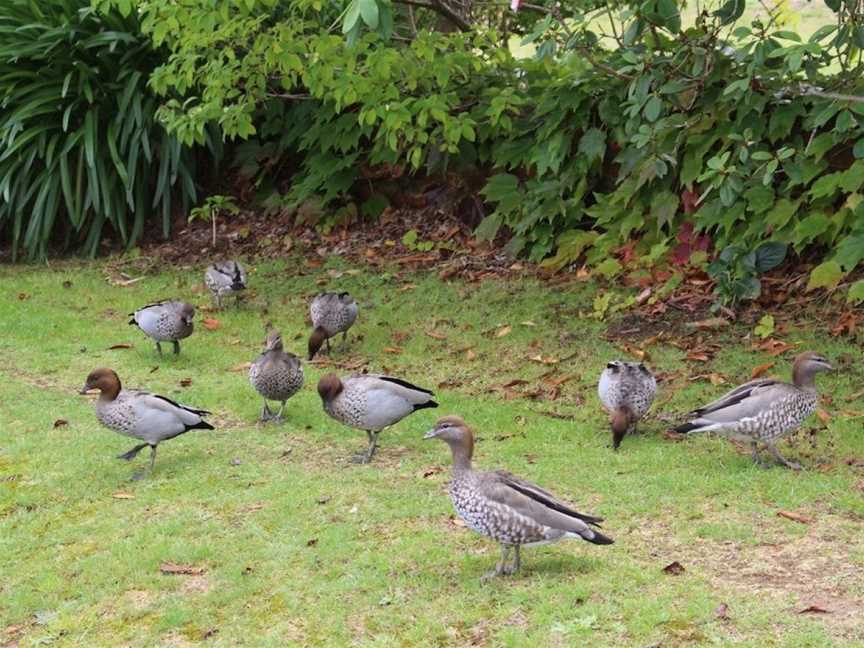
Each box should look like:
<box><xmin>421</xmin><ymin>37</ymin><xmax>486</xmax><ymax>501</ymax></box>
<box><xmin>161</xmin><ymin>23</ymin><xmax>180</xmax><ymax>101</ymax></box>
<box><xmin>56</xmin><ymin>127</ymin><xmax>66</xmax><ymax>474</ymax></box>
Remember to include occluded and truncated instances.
<box><xmin>0</xmin><ymin>0</ymin><xmax>202</xmax><ymax>260</ymax></box>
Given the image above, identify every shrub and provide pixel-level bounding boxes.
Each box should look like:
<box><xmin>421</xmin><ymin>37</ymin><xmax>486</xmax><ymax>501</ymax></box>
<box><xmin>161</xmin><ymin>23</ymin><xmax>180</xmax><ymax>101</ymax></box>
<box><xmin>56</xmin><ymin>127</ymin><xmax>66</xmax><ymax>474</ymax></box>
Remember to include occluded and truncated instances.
<box><xmin>0</xmin><ymin>0</ymin><xmax>205</xmax><ymax>260</ymax></box>
<box><xmin>82</xmin><ymin>1</ymin><xmax>864</xmax><ymax>302</ymax></box>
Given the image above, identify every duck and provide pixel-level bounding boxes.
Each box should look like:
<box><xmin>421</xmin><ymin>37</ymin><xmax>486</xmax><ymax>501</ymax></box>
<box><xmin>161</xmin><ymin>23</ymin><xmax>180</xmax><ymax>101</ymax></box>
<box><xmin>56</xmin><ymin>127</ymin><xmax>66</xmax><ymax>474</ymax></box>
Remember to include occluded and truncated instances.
<box><xmin>674</xmin><ymin>351</ymin><xmax>832</xmax><ymax>469</ymax></box>
<box><xmin>205</xmin><ymin>260</ymin><xmax>247</xmax><ymax>308</ymax></box>
<box><xmin>598</xmin><ymin>360</ymin><xmax>657</xmax><ymax>450</ymax></box>
<box><xmin>249</xmin><ymin>329</ymin><xmax>304</xmax><ymax>422</ymax></box>
<box><xmin>128</xmin><ymin>300</ymin><xmax>195</xmax><ymax>355</ymax></box>
<box><xmin>317</xmin><ymin>373</ymin><xmax>437</xmax><ymax>463</ymax></box>
<box><xmin>308</xmin><ymin>292</ymin><xmax>358</xmax><ymax>360</ymax></box>
<box><xmin>79</xmin><ymin>368</ymin><xmax>214</xmax><ymax>479</ymax></box>
<box><xmin>425</xmin><ymin>416</ymin><xmax>613</xmax><ymax>579</ymax></box>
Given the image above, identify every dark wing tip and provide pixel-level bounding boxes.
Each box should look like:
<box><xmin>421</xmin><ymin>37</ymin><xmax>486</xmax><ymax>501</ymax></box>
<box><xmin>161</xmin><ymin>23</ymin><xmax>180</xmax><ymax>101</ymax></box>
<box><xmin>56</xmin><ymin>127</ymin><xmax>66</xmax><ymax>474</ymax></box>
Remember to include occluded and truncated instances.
<box><xmin>586</xmin><ymin>530</ymin><xmax>614</xmax><ymax>545</ymax></box>
<box><xmin>673</xmin><ymin>421</ymin><xmax>702</xmax><ymax>434</ymax></box>
<box><xmin>378</xmin><ymin>375</ymin><xmax>434</xmax><ymax>395</ymax></box>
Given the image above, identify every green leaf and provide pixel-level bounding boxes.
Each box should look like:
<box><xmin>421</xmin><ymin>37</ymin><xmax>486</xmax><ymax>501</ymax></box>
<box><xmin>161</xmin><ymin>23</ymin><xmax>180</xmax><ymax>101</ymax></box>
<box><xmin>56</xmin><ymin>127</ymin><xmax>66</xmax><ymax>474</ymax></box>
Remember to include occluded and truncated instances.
<box><xmin>595</xmin><ymin>257</ymin><xmax>622</xmax><ymax>278</ymax></box>
<box><xmin>744</xmin><ymin>185</ymin><xmax>774</xmax><ymax>214</ymax></box>
<box><xmin>540</xmin><ymin>229</ymin><xmax>599</xmax><ymax>271</ymax></box>
<box><xmin>577</xmin><ymin>128</ymin><xmax>605</xmax><ymax>164</ymax></box>
<box><xmin>714</xmin><ymin>0</ymin><xmax>745</xmax><ymax>25</ymax></box>
<box><xmin>754</xmin><ymin>314</ymin><xmax>775</xmax><ymax>339</ymax></box>
<box><xmin>480</xmin><ymin>174</ymin><xmax>521</xmax><ymax>214</ymax></box>
<box><xmin>754</xmin><ymin>241</ymin><xmax>787</xmax><ymax>272</ymax></box>
<box><xmin>643</xmin><ymin>96</ymin><xmax>662</xmax><ymax>122</ymax></box>
<box><xmin>807</xmin><ymin>260</ymin><xmax>844</xmax><ymax>291</ymax></box>
<box><xmin>342</xmin><ymin>0</ymin><xmax>361</xmax><ymax>34</ymax></box>
<box><xmin>358</xmin><ymin>0</ymin><xmax>379</xmax><ymax>30</ymax></box>
<box><xmin>474</xmin><ymin>213</ymin><xmax>502</xmax><ymax>241</ymax></box>
<box><xmin>847</xmin><ymin>280</ymin><xmax>864</xmax><ymax>304</ymax></box>
<box><xmin>853</xmin><ymin>138</ymin><xmax>864</xmax><ymax>159</ymax></box>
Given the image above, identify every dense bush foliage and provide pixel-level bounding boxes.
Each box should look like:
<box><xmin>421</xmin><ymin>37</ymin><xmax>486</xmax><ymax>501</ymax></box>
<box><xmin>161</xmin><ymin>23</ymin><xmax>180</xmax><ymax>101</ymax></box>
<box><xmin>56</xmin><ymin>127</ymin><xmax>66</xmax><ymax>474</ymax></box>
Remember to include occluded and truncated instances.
<box><xmin>10</xmin><ymin>0</ymin><xmax>864</xmax><ymax>306</ymax></box>
<box><xmin>0</xmin><ymin>0</ymin><xmax>205</xmax><ymax>260</ymax></box>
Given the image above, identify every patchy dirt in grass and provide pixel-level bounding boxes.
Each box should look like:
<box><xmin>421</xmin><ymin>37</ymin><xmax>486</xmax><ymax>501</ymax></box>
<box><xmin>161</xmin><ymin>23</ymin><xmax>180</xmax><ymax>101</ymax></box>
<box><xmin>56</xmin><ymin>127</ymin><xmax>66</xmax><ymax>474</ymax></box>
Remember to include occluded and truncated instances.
<box><xmin>632</xmin><ymin>510</ymin><xmax>864</xmax><ymax>641</ymax></box>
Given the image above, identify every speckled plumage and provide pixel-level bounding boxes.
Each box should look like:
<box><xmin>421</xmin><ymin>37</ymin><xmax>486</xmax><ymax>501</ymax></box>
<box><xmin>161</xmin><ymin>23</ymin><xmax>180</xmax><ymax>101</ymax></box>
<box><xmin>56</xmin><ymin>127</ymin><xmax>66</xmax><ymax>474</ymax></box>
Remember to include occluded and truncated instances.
<box><xmin>311</xmin><ymin>292</ymin><xmax>358</xmax><ymax>336</ymax></box>
<box><xmin>128</xmin><ymin>300</ymin><xmax>195</xmax><ymax>355</ymax></box>
<box><xmin>308</xmin><ymin>292</ymin><xmax>358</xmax><ymax>359</ymax></box>
<box><xmin>205</xmin><ymin>261</ymin><xmax>247</xmax><ymax>308</ymax></box>
<box><xmin>317</xmin><ymin>373</ymin><xmax>437</xmax><ymax>462</ymax></box>
<box><xmin>675</xmin><ymin>351</ymin><xmax>832</xmax><ymax>469</ymax></box>
<box><xmin>426</xmin><ymin>416</ymin><xmax>613</xmax><ymax>578</ymax></box>
<box><xmin>249</xmin><ymin>331</ymin><xmax>304</xmax><ymax>421</ymax></box>
<box><xmin>81</xmin><ymin>368</ymin><xmax>213</xmax><ymax>478</ymax></box>
<box><xmin>598</xmin><ymin>360</ymin><xmax>657</xmax><ymax>448</ymax></box>
<box><xmin>598</xmin><ymin>361</ymin><xmax>656</xmax><ymax>418</ymax></box>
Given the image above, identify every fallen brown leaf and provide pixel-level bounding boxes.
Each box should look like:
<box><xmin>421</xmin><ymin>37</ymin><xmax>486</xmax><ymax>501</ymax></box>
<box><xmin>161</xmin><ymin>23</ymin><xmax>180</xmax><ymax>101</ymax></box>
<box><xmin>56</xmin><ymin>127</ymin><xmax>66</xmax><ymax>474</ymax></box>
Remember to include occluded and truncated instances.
<box><xmin>18</xmin><ymin>292</ymin><xmax>30</xmax><ymax>300</ymax></box>
<box><xmin>108</xmin><ymin>343</ymin><xmax>133</xmax><ymax>350</ymax></box>
<box><xmin>685</xmin><ymin>317</ymin><xmax>729</xmax><ymax>330</ymax></box>
<box><xmin>662</xmin><ymin>561</ymin><xmax>686</xmax><ymax>575</ymax></box>
<box><xmin>383</xmin><ymin>347</ymin><xmax>403</xmax><ymax>355</ymax></box>
<box><xmin>306</xmin><ymin>538</ymin><xmax>318</xmax><ymax>547</ymax></box>
<box><xmin>751</xmin><ymin>362</ymin><xmax>775</xmax><ymax>379</ymax></box>
<box><xmin>466</xmin><ymin>349</ymin><xmax>476</xmax><ymax>361</ymax></box>
<box><xmin>798</xmin><ymin>605</ymin><xmax>830</xmax><ymax>614</ymax></box>
<box><xmin>425</xmin><ymin>330</ymin><xmax>447</xmax><ymax>340</ymax></box>
<box><xmin>777</xmin><ymin>510</ymin><xmax>813</xmax><ymax>524</ymax></box>
<box><xmin>53</xmin><ymin>419</ymin><xmax>68</xmax><ymax>428</ymax></box>
<box><xmin>502</xmin><ymin>379</ymin><xmax>529</xmax><ymax>388</ymax></box>
<box><xmin>815</xmin><ymin>408</ymin><xmax>831</xmax><ymax>425</ymax></box>
<box><xmin>496</xmin><ymin>325</ymin><xmax>512</xmax><ymax>338</ymax></box>
<box><xmin>422</xmin><ymin>466</ymin><xmax>444</xmax><ymax>478</ymax></box>
<box><xmin>112</xmin><ymin>492</ymin><xmax>135</xmax><ymax>500</ymax></box>
<box><xmin>844</xmin><ymin>388</ymin><xmax>864</xmax><ymax>402</ymax></box>
<box><xmin>160</xmin><ymin>562</ymin><xmax>205</xmax><ymax>576</ymax></box>
<box><xmin>229</xmin><ymin>362</ymin><xmax>253</xmax><ymax>372</ymax></box>
<box><xmin>202</xmin><ymin>318</ymin><xmax>220</xmax><ymax>331</ymax></box>
<box><xmin>179</xmin><ymin>378</ymin><xmax>193</xmax><ymax>388</ymax></box>
<box><xmin>714</xmin><ymin>603</ymin><xmax>730</xmax><ymax>620</ymax></box>
<box><xmin>686</xmin><ymin>352</ymin><xmax>710</xmax><ymax>362</ymax></box>
<box><xmin>663</xmin><ymin>431</ymin><xmax>687</xmax><ymax>442</ymax></box>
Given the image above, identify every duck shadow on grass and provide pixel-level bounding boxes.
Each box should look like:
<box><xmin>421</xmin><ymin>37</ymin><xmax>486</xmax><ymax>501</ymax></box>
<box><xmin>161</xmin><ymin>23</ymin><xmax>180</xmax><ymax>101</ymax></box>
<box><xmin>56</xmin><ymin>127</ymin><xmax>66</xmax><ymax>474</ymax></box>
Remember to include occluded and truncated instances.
<box><xmin>465</xmin><ymin>553</ymin><xmax>605</xmax><ymax>581</ymax></box>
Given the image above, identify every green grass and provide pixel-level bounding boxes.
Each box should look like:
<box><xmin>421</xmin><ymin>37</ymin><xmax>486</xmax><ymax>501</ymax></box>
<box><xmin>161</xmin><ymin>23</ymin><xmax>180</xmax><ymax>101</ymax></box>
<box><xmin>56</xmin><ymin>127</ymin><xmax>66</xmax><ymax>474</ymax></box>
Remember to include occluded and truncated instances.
<box><xmin>1</xmin><ymin>256</ymin><xmax>863</xmax><ymax>646</ymax></box>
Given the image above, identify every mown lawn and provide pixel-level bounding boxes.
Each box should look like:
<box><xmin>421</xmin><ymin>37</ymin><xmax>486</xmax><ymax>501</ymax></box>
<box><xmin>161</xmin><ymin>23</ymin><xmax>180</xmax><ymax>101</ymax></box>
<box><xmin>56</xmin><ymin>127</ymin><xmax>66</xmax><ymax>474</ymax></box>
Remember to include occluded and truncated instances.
<box><xmin>1</xmin><ymin>256</ymin><xmax>862</xmax><ymax>647</ymax></box>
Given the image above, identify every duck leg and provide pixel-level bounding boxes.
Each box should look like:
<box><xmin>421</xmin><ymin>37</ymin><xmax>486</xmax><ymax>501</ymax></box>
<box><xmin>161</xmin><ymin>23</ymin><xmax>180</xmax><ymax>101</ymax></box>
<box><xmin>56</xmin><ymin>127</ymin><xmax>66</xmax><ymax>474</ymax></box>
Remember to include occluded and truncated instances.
<box><xmin>766</xmin><ymin>443</ymin><xmax>802</xmax><ymax>471</ymax></box>
<box><xmin>352</xmin><ymin>431</ymin><xmax>379</xmax><ymax>463</ymax></box>
<box><xmin>117</xmin><ymin>443</ymin><xmax>148</xmax><ymax>461</ymax></box>
<box><xmin>273</xmin><ymin>401</ymin><xmax>286</xmax><ymax>422</ymax></box>
<box><xmin>750</xmin><ymin>441</ymin><xmax>768</xmax><ymax>468</ymax></box>
<box><xmin>155</xmin><ymin>341</ymin><xmax>163</xmax><ymax>356</ymax></box>
<box><xmin>260</xmin><ymin>400</ymin><xmax>273</xmax><ymax>422</ymax></box>
<box><xmin>172</xmin><ymin>340</ymin><xmax>181</xmax><ymax>355</ymax></box>
<box><xmin>483</xmin><ymin>545</ymin><xmax>511</xmax><ymax>580</ymax></box>
<box><xmin>325</xmin><ymin>338</ymin><xmax>332</xmax><ymax>355</ymax></box>
<box><xmin>501</xmin><ymin>545</ymin><xmax>521</xmax><ymax>575</ymax></box>
<box><xmin>341</xmin><ymin>331</ymin><xmax>349</xmax><ymax>350</ymax></box>
<box><xmin>132</xmin><ymin>445</ymin><xmax>158</xmax><ymax>480</ymax></box>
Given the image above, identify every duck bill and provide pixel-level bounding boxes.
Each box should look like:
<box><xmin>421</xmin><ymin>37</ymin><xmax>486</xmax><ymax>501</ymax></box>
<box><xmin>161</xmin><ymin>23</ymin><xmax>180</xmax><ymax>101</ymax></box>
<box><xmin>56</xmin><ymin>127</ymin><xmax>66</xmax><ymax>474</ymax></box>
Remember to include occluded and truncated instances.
<box><xmin>79</xmin><ymin>385</ymin><xmax>95</xmax><ymax>395</ymax></box>
<box><xmin>423</xmin><ymin>429</ymin><xmax>438</xmax><ymax>440</ymax></box>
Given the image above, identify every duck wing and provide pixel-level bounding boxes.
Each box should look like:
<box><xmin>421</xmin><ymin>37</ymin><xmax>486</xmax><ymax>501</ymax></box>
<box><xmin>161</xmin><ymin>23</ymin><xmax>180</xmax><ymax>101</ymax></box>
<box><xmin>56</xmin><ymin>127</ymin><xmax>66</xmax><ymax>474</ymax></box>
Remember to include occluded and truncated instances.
<box><xmin>688</xmin><ymin>378</ymin><xmax>780</xmax><ymax>417</ymax></box>
<box><xmin>478</xmin><ymin>473</ymin><xmax>612</xmax><ymax>544</ymax></box>
<box><xmin>492</xmin><ymin>470</ymin><xmax>604</xmax><ymax>526</ymax></box>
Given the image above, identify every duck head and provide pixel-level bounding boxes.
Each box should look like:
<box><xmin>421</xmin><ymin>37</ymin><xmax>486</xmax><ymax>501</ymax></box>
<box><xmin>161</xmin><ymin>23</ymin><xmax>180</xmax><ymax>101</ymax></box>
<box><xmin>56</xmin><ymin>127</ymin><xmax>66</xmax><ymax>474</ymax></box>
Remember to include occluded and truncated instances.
<box><xmin>308</xmin><ymin>327</ymin><xmax>328</xmax><ymax>360</ymax></box>
<box><xmin>424</xmin><ymin>415</ymin><xmax>474</xmax><ymax>470</ymax></box>
<box><xmin>610</xmin><ymin>406</ymin><xmax>634</xmax><ymax>450</ymax></box>
<box><xmin>178</xmin><ymin>302</ymin><xmax>195</xmax><ymax>326</ymax></box>
<box><xmin>231</xmin><ymin>262</ymin><xmax>246</xmax><ymax>291</ymax></box>
<box><xmin>264</xmin><ymin>330</ymin><xmax>283</xmax><ymax>353</ymax></box>
<box><xmin>80</xmin><ymin>368</ymin><xmax>121</xmax><ymax>400</ymax></box>
<box><xmin>792</xmin><ymin>352</ymin><xmax>832</xmax><ymax>388</ymax></box>
<box><xmin>317</xmin><ymin>373</ymin><xmax>343</xmax><ymax>402</ymax></box>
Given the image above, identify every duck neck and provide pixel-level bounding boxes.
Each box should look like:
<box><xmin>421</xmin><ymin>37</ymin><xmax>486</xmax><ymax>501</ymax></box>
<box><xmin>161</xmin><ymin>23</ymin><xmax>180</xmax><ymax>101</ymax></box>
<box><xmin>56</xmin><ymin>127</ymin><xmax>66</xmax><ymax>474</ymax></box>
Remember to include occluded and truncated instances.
<box><xmin>449</xmin><ymin>442</ymin><xmax>473</xmax><ymax>474</ymax></box>
<box><xmin>792</xmin><ymin>365</ymin><xmax>817</xmax><ymax>391</ymax></box>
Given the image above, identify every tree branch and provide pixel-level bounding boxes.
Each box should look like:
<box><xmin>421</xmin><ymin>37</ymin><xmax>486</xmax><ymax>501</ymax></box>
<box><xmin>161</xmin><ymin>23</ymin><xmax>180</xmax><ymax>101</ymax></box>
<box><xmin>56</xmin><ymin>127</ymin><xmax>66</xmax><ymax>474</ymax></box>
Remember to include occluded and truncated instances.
<box><xmin>392</xmin><ymin>0</ymin><xmax>473</xmax><ymax>32</ymax></box>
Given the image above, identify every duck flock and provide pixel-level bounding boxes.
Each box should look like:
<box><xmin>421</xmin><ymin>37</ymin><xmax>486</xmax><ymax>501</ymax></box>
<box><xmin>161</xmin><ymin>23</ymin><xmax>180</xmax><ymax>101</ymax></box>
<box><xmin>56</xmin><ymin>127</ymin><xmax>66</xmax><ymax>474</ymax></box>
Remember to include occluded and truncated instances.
<box><xmin>79</xmin><ymin>259</ymin><xmax>834</xmax><ymax>578</ymax></box>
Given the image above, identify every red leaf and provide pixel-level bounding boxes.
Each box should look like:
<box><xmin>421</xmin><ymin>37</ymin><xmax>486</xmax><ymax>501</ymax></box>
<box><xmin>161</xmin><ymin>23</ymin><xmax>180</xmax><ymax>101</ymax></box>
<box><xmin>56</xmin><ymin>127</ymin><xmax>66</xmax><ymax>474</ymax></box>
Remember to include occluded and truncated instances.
<box><xmin>751</xmin><ymin>362</ymin><xmax>775</xmax><ymax>379</ymax></box>
<box><xmin>663</xmin><ymin>561</ymin><xmax>686</xmax><ymax>575</ymax></box>
<box><xmin>202</xmin><ymin>318</ymin><xmax>220</xmax><ymax>331</ymax></box>
<box><xmin>798</xmin><ymin>605</ymin><xmax>830</xmax><ymax>614</ymax></box>
<box><xmin>777</xmin><ymin>510</ymin><xmax>813</xmax><ymax>524</ymax></box>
